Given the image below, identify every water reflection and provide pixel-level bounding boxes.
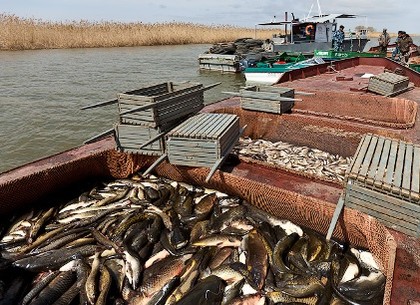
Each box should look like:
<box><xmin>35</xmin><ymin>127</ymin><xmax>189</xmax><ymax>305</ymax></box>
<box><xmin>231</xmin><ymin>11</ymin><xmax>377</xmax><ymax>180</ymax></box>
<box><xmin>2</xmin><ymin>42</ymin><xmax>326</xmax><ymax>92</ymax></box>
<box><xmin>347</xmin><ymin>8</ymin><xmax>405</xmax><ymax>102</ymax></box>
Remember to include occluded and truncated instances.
<box><xmin>0</xmin><ymin>44</ymin><xmax>245</xmax><ymax>173</ymax></box>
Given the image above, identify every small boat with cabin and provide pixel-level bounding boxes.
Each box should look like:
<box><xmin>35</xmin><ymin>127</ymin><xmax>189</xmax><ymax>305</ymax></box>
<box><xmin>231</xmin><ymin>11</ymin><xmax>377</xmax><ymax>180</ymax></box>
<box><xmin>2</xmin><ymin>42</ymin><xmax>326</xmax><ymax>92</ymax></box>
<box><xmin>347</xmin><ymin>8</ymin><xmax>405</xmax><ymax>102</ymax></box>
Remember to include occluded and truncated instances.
<box><xmin>259</xmin><ymin>0</ymin><xmax>370</xmax><ymax>54</ymax></box>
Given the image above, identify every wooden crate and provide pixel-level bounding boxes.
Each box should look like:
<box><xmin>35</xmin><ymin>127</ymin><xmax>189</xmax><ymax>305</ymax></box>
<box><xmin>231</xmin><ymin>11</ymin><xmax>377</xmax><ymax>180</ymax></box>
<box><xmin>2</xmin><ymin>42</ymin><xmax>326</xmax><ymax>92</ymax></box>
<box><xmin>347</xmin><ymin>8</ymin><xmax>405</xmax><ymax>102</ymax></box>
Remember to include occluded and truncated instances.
<box><xmin>166</xmin><ymin>113</ymin><xmax>241</xmax><ymax>168</ymax></box>
<box><xmin>118</xmin><ymin>82</ymin><xmax>204</xmax><ymax>128</ymax></box>
<box><xmin>344</xmin><ymin>134</ymin><xmax>420</xmax><ymax>237</ymax></box>
<box><xmin>240</xmin><ymin>86</ymin><xmax>295</xmax><ymax>114</ymax></box>
<box><xmin>367</xmin><ymin>72</ymin><xmax>409</xmax><ymax>96</ymax></box>
<box><xmin>115</xmin><ymin>123</ymin><xmax>174</xmax><ymax>156</ymax></box>
<box><xmin>198</xmin><ymin>54</ymin><xmax>241</xmax><ymax>73</ymax></box>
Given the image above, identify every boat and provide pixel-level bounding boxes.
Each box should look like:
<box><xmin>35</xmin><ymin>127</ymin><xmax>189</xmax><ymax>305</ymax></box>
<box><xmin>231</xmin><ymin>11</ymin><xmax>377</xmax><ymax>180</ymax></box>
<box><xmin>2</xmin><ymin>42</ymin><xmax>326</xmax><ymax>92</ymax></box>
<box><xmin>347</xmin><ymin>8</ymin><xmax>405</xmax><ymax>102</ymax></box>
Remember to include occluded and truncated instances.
<box><xmin>1</xmin><ymin>57</ymin><xmax>419</xmax><ymax>304</ymax></box>
<box><xmin>258</xmin><ymin>0</ymin><xmax>370</xmax><ymax>54</ymax></box>
<box><xmin>243</xmin><ymin>56</ymin><xmax>325</xmax><ymax>85</ymax></box>
<box><xmin>313</xmin><ymin>49</ymin><xmax>386</xmax><ymax>61</ymax></box>
<box><xmin>369</xmin><ymin>42</ymin><xmax>419</xmax><ymax>61</ymax></box>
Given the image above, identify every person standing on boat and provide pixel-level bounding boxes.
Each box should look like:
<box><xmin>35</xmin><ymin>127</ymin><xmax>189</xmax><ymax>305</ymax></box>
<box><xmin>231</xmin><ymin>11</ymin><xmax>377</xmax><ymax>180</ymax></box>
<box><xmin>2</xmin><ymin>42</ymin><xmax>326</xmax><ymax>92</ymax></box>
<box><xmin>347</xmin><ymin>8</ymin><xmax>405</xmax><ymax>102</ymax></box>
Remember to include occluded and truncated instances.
<box><xmin>332</xmin><ymin>25</ymin><xmax>345</xmax><ymax>51</ymax></box>
<box><xmin>399</xmin><ymin>31</ymin><xmax>414</xmax><ymax>63</ymax></box>
<box><xmin>378</xmin><ymin>28</ymin><xmax>390</xmax><ymax>53</ymax></box>
<box><xmin>392</xmin><ymin>31</ymin><xmax>404</xmax><ymax>60</ymax></box>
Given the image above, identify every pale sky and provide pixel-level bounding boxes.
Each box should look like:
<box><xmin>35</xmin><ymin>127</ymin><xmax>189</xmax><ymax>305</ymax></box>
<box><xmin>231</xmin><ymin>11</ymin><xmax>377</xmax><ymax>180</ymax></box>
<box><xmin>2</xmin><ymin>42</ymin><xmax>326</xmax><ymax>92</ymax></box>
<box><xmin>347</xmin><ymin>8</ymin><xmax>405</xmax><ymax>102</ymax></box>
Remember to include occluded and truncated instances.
<box><xmin>2</xmin><ymin>0</ymin><xmax>418</xmax><ymax>35</ymax></box>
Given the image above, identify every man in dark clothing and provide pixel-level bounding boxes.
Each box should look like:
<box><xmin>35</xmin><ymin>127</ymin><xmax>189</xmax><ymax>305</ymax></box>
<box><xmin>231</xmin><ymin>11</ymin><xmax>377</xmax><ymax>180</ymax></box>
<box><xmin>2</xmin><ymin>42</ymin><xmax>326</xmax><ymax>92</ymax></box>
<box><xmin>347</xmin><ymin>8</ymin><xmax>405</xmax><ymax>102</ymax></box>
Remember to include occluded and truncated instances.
<box><xmin>391</xmin><ymin>31</ymin><xmax>404</xmax><ymax>60</ymax></box>
<box><xmin>399</xmin><ymin>31</ymin><xmax>414</xmax><ymax>63</ymax></box>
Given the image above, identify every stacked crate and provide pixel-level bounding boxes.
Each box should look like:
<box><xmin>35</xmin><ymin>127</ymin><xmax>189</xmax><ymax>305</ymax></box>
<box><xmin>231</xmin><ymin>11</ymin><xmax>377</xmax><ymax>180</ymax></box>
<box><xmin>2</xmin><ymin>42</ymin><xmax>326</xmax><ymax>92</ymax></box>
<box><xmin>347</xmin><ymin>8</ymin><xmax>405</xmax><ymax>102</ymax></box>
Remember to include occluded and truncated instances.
<box><xmin>367</xmin><ymin>72</ymin><xmax>409</xmax><ymax>96</ymax></box>
<box><xmin>239</xmin><ymin>85</ymin><xmax>295</xmax><ymax>114</ymax></box>
<box><xmin>198</xmin><ymin>54</ymin><xmax>241</xmax><ymax>73</ymax></box>
<box><xmin>344</xmin><ymin>134</ymin><xmax>420</xmax><ymax>237</ymax></box>
<box><xmin>115</xmin><ymin>82</ymin><xmax>205</xmax><ymax>155</ymax></box>
<box><xmin>166</xmin><ymin>113</ymin><xmax>242</xmax><ymax>182</ymax></box>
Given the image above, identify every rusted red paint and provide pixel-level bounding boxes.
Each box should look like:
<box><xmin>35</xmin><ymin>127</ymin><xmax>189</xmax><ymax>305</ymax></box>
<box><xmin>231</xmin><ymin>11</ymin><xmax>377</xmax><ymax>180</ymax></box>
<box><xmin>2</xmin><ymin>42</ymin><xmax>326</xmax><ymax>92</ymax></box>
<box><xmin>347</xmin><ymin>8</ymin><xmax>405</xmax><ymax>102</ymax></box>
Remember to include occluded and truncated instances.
<box><xmin>0</xmin><ymin>58</ymin><xmax>419</xmax><ymax>304</ymax></box>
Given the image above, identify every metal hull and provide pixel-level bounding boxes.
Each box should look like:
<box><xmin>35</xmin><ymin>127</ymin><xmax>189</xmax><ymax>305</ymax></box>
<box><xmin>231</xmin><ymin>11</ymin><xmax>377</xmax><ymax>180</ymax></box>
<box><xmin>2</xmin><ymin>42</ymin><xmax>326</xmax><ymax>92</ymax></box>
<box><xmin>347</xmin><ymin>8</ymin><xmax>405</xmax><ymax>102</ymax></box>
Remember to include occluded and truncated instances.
<box><xmin>1</xmin><ymin>56</ymin><xmax>420</xmax><ymax>305</ymax></box>
<box><xmin>243</xmin><ymin>71</ymin><xmax>285</xmax><ymax>85</ymax></box>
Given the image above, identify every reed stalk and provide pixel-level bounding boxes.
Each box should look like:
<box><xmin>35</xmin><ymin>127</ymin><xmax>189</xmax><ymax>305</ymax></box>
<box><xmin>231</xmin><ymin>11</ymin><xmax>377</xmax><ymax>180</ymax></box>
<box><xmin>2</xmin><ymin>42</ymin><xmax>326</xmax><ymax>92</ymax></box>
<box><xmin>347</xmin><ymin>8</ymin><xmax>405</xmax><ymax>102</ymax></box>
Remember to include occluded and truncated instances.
<box><xmin>0</xmin><ymin>14</ymin><xmax>276</xmax><ymax>51</ymax></box>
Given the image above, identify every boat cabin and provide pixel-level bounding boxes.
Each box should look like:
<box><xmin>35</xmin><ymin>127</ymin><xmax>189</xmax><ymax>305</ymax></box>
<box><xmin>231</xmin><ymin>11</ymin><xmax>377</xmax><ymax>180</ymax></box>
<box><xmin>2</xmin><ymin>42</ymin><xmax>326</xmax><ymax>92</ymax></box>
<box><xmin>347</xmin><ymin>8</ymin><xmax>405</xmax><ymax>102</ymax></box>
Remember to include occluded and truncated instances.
<box><xmin>265</xmin><ymin>14</ymin><xmax>365</xmax><ymax>45</ymax></box>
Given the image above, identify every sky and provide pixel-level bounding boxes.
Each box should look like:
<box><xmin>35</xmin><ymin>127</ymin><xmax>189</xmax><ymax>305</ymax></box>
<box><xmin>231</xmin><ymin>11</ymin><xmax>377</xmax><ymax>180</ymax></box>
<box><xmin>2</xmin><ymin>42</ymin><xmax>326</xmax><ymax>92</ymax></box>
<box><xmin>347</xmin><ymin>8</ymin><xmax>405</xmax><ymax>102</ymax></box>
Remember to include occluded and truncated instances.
<box><xmin>1</xmin><ymin>0</ymin><xmax>418</xmax><ymax>35</ymax></box>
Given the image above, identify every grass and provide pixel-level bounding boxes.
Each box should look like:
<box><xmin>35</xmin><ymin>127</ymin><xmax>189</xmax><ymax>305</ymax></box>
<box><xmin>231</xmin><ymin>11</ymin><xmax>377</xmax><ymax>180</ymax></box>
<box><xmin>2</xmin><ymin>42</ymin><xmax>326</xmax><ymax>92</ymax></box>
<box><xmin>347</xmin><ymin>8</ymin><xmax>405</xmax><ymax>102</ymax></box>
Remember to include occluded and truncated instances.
<box><xmin>0</xmin><ymin>14</ymin><xmax>276</xmax><ymax>51</ymax></box>
<box><xmin>1</xmin><ymin>14</ymin><xmax>404</xmax><ymax>51</ymax></box>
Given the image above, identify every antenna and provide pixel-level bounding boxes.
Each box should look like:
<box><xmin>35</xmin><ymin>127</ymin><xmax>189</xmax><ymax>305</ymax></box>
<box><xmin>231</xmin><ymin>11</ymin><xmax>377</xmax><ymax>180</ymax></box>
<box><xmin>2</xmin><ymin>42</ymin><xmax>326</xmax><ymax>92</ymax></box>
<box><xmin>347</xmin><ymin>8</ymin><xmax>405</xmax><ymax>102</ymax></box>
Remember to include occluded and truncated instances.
<box><xmin>307</xmin><ymin>3</ymin><xmax>313</xmax><ymax>19</ymax></box>
<box><xmin>316</xmin><ymin>0</ymin><xmax>322</xmax><ymax>16</ymax></box>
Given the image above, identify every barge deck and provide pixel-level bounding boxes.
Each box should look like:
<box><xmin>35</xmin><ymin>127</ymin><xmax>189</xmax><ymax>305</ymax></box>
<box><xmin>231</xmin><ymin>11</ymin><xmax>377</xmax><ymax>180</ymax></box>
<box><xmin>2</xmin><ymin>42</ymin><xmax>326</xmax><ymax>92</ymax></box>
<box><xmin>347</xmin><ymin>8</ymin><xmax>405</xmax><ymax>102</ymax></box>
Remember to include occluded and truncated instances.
<box><xmin>0</xmin><ymin>57</ymin><xmax>419</xmax><ymax>305</ymax></box>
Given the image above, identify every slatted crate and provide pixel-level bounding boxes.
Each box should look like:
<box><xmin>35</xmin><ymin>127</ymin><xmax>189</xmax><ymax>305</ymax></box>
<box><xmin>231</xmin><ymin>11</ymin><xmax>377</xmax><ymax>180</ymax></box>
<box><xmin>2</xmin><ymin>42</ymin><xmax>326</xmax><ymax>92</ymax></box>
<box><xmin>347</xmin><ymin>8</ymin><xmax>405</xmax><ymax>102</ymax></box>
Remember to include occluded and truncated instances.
<box><xmin>115</xmin><ymin>123</ymin><xmax>174</xmax><ymax>156</ymax></box>
<box><xmin>344</xmin><ymin>134</ymin><xmax>420</xmax><ymax>237</ymax></box>
<box><xmin>367</xmin><ymin>72</ymin><xmax>409</xmax><ymax>96</ymax></box>
<box><xmin>118</xmin><ymin>82</ymin><xmax>204</xmax><ymax>128</ymax></box>
<box><xmin>240</xmin><ymin>86</ymin><xmax>295</xmax><ymax>114</ymax></box>
<box><xmin>198</xmin><ymin>54</ymin><xmax>241</xmax><ymax>73</ymax></box>
<box><xmin>166</xmin><ymin>113</ymin><xmax>241</xmax><ymax>168</ymax></box>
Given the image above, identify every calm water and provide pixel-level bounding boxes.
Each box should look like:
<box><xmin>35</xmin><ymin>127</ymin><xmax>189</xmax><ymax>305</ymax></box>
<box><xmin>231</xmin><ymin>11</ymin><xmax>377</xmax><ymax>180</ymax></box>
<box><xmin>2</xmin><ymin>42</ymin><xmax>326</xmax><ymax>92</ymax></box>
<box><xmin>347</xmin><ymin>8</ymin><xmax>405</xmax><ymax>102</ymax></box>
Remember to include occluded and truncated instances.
<box><xmin>2</xmin><ymin>38</ymin><xmax>419</xmax><ymax>174</ymax></box>
<box><xmin>0</xmin><ymin>44</ymin><xmax>246</xmax><ymax>173</ymax></box>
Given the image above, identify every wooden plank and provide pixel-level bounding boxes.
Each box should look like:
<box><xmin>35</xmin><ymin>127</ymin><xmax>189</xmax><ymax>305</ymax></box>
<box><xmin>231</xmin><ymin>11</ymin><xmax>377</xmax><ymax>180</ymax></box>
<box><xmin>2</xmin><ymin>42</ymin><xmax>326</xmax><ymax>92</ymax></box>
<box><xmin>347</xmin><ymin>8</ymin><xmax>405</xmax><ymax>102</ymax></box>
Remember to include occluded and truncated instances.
<box><xmin>207</xmin><ymin>115</ymin><xmax>236</xmax><ymax>139</ymax></box>
<box><xmin>170</xmin><ymin>113</ymin><xmax>205</xmax><ymax>137</ymax></box>
<box><xmin>401</xmin><ymin>144</ymin><xmax>413</xmax><ymax>198</ymax></box>
<box><xmin>142</xmin><ymin>154</ymin><xmax>168</xmax><ymax>176</ymax></box>
<box><xmin>412</xmin><ymin>146</ymin><xmax>420</xmax><ymax>201</ymax></box>
<box><xmin>84</xmin><ymin>128</ymin><xmax>115</xmax><ymax>144</ymax></box>
<box><xmin>186</xmin><ymin>114</ymin><xmax>215</xmax><ymax>138</ymax></box>
<box><xmin>392</xmin><ymin>142</ymin><xmax>406</xmax><ymax>194</ymax></box>
<box><xmin>373</xmin><ymin>138</ymin><xmax>391</xmax><ymax>188</ymax></box>
<box><xmin>205</xmin><ymin>125</ymin><xmax>244</xmax><ymax>182</ymax></box>
<box><xmin>349</xmin><ymin>183</ymin><xmax>420</xmax><ymax>213</ymax></box>
<box><xmin>196</xmin><ymin>114</ymin><xmax>226</xmax><ymax>139</ymax></box>
<box><xmin>326</xmin><ymin>195</ymin><xmax>345</xmax><ymax>241</ymax></box>
<box><xmin>347</xmin><ymin>135</ymin><xmax>372</xmax><ymax>180</ymax></box>
<box><xmin>347</xmin><ymin>189</ymin><xmax>419</xmax><ymax>225</ymax></box>
<box><xmin>346</xmin><ymin>198</ymin><xmax>419</xmax><ymax>237</ymax></box>
<box><xmin>358</xmin><ymin>136</ymin><xmax>378</xmax><ymax>182</ymax></box>
<box><xmin>366</xmin><ymin>136</ymin><xmax>385</xmax><ymax>185</ymax></box>
<box><xmin>347</xmin><ymin>195</ymin><xmax>419</xmax><ymax>231</ymax></box>
<box><xmin>383</xmin><ymin>140</ymin><xmax>399</xmax><ymax>191</ymax></box>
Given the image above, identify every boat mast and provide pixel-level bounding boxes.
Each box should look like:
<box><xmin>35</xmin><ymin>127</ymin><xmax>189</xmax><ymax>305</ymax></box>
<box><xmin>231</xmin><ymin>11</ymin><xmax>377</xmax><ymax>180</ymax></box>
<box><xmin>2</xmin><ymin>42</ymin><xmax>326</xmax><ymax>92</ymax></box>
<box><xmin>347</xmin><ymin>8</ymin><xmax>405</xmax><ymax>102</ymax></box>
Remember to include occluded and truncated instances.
<box><xmin>316</xmin><ymin>0</ymin><xmax>322</xmax><ymax>16</ymax></box>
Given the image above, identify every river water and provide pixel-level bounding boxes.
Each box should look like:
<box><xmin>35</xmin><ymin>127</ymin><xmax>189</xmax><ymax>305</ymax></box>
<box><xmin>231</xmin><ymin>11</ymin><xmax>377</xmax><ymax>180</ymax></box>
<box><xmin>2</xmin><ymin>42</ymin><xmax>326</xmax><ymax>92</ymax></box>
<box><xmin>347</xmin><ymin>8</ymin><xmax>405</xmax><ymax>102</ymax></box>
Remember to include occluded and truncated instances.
<box><xmin>0</xmin><ymin>44</ymin><xmax>246</xmax><ymax>173</ymax></box>
<box><xmin>2</xmin><ymin>39</ymin><xmax>419</xmax><ymax>174</ymax></box>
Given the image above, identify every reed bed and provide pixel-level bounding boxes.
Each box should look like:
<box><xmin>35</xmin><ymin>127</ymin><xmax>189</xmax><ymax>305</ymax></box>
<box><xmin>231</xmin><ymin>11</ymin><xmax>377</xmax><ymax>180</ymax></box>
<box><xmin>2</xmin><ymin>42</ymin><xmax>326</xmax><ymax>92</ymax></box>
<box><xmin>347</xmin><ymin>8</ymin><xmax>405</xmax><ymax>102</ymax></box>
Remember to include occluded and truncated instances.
<box><xmin>0</xmin><ymin>14</ymin><xmax>275</xmax><ymax>50</ymax></box>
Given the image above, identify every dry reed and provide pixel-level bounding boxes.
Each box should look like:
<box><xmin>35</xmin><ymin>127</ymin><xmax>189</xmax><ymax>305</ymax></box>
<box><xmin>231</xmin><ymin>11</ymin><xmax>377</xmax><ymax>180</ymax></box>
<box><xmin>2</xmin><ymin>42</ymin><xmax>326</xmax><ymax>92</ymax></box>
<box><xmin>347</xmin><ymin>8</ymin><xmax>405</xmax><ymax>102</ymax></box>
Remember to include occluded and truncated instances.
<box><xmin>0</xmin><ymin>14</ymin><xmax>276</xmax><ymax>51</ymax></box>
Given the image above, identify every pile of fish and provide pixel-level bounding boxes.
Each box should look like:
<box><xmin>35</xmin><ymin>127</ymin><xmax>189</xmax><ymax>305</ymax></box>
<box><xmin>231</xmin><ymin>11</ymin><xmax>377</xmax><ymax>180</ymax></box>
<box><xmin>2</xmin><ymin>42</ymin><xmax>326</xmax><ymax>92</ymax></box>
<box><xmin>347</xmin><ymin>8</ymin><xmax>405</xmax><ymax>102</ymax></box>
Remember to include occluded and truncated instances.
<box><xmin>0</xmin><ymin>174</ymin><xmax>385</xmax><ymax>305</ymax></box>
<box><xmin>233</xmin><ymin>138</ymin><xmax>352</xmax><ymax>183</ymax></box>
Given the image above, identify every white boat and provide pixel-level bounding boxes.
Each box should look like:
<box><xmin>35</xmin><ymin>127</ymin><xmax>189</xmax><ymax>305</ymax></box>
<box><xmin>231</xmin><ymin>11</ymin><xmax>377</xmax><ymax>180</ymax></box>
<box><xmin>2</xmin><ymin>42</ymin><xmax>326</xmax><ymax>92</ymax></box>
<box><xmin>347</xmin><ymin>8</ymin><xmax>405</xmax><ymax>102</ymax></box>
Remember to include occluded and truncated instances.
<box><xmin>244</xmin><ymin>57</ymin><xmax>325</xmax><ymax>85</ymax></box>
<box><xmin>258</xmin><ymin>1</ymin><xmax>369</xmax><ymax>53</ymax></box>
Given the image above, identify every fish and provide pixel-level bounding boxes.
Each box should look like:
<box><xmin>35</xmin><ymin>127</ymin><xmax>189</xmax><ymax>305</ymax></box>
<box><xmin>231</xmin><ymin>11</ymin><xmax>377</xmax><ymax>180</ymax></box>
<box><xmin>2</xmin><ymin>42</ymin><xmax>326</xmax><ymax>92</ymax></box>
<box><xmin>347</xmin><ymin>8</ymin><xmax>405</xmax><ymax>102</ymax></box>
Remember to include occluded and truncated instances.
<box><xmin>272</xmin><ymin>232</ymin><xmax>300</xmax><ymax>275</ymax></box>
<box><xmin>175</xmin><ymin>275</ymin><xmax>226</xmax><ymax>305</ymax></box>
<box><xmin>27</xmin><ymin>271</ymin><xmax>76</xmax><ymax>305</ymax></box>
<box><xmin>193</xmin><ymin>234</ymin><xmax>242</xmax><ymax>248</ymax></box>
<box><xmin>224</xmin><ymin>293</ymin><xmax>266</xmax><ymax>305</ymax></box>
<box><xmin>21</xmin><ymin>271</ymin><xmax>60</xmax><ymax>305</ymax></box>
<box><xmin>149</xmin><ymin>276</ymin><xmax>181</xmax><ymax>305</ymax></box>
<box><xmin>280</xmin><ymin>275</ymin><xmax>324</xmax><ymax>298</ymax></box>
<box><xmin>28</xmin><ymin>207</ymin><xmax>56</xmax><ymax>243</ymax></box>
<box><xmin>266</xmin><ymin>290</ymin><xmax>318</xmax><ymax>305</ymax></box>
<box><xmin>245</xmin><ymin>229</ymin><xmax>268</xmax><ymax>290</ymax></box>
<box><xmin>0</xmin><ymin>172</ymin><xmax>385</xmax><ymax>305</ymax></box>
<box><xmin>12</xmin><ymin>245</ymin><xmax>99</xmax><ymax>272</ymax></box>
<box><xmin>95</xmin><ymin>265</ymin><xmax>112</xmax><ymax>305</ymax></box>
<box><xmin>85</xmin><ymin>252</ymin><xmax>101</xmax><ymax>305</ymax></box>
<box><xmin>138</xmin><ymin>254</ymin><xmax>191</xmax><ymax>297</ymax></box>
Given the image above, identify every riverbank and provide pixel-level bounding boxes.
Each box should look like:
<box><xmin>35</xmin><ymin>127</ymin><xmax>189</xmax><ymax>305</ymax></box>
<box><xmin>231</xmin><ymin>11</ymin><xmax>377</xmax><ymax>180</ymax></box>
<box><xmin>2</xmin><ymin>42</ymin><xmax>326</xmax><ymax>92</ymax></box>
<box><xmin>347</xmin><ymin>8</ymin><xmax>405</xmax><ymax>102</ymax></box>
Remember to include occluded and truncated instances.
<box><xmin>0</xmin><ymin>14</ymin><xmax>276</xmax><ymax>50</ymax></box>
<box><xmin>3</xmin><ymin>14</ymin><xmax>413</xmax><ymax>51</ymax></box>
